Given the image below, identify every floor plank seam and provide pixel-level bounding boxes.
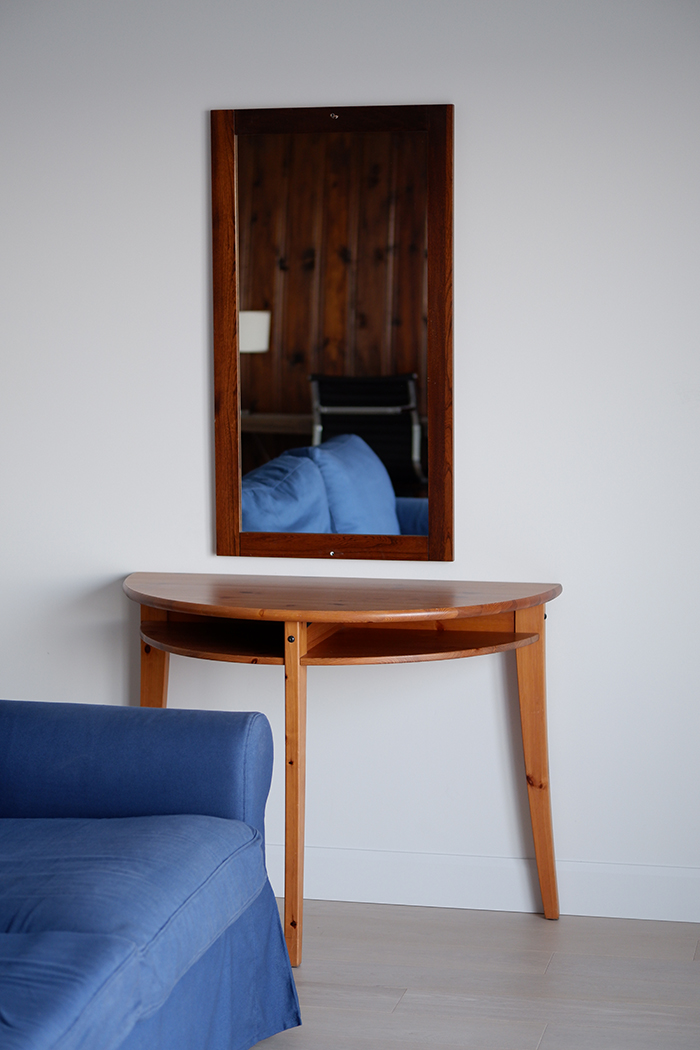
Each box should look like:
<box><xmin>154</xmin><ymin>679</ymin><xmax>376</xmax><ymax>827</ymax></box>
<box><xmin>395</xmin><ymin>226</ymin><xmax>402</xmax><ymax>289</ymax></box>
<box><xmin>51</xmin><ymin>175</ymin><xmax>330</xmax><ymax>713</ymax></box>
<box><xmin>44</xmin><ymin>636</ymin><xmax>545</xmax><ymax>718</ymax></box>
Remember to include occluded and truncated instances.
<box><xmin>390</xmin><ymin>988</ymin><xmax>408</xmax><ymax>1014</ymax></box>
<box><xmin>535</xmin><ymin>1020</ymin><xmax>549</xmax><ymax>1050</ymax></box>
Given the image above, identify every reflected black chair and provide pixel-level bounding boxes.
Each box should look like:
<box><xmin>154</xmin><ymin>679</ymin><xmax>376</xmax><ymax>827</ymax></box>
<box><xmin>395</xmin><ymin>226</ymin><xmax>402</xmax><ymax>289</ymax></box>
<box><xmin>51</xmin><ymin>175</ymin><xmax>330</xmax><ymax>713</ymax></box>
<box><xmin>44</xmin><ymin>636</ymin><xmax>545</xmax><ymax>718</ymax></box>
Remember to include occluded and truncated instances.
<box><xmin>310</xmin><ymin>374</ymin><xmax>426</xmax><ymax>494</ymax></box>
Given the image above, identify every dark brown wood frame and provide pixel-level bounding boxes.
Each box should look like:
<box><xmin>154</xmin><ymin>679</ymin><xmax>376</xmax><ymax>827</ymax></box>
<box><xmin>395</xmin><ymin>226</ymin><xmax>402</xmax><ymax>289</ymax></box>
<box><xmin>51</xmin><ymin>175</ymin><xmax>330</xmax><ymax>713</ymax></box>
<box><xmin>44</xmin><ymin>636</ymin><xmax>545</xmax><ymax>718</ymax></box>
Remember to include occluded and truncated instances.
<box><xmin>211</xmin><ymin>104</ymin><xmax>454</xmax><ymax>560</ymax></box>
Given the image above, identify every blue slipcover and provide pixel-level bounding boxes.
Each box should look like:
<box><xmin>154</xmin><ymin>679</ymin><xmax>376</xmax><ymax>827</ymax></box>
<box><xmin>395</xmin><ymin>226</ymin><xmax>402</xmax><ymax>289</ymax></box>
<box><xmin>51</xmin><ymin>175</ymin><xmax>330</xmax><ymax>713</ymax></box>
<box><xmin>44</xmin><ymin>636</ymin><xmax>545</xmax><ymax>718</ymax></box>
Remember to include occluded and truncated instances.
<box><xmin>240</xmin><ymin>434</ymin><xmax>428</xmax><ymax>535</ymax></box>
<box><xmin>241</xmin><ymin>451</ymin><xmax>331</xmax><ymax>533</ymax></box>
<box><xmin>121</xmin><ymin>882</ymin><xmax>291</xmax><ymax>1050</ymax></box>
<box><xmin>0</xmin><ymin>700</ymin><xmax>300</xmax><ymax>1050</ymax></box>
<box><xmin>292</xmin><ymin>434</ymin><xmax>401</xmax><ymax>535</ymax></box>
<box><xmin>395</xmin><ymin>495</ymin><xmax>429</xmax><ymax>537</ymax></box>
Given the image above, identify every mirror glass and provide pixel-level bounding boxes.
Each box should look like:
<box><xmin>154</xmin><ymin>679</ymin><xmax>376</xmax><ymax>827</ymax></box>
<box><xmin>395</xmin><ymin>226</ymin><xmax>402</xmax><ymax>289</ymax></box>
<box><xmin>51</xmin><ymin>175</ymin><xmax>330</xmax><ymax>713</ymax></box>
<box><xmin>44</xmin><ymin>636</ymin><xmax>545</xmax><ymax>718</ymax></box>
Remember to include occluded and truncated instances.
<box><xmin>211</xmin><ymin>105</ymin><xmax>453</xmax><ymax>560</ymax></box>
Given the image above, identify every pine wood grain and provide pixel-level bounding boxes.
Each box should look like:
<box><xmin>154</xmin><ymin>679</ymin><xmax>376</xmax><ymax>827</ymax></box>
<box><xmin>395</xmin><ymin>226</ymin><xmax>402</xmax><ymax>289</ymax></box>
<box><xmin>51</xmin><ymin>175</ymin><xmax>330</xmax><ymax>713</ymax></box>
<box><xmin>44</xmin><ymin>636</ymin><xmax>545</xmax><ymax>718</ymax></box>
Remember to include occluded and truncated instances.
<box><xmin>285</xmin><ymin>622</ymin><xmax>308</xmax><ymax>966</ymax></box>
<box><xmin>124</xmin><ymin>574</ymin><xmax>562</xmax><ymax>623</ymax></box>
<box><xmin>515</xmin><ymin>604</ymin><xmax>559</xmax><ymax>920</ymax></box>
<box><xmin>139</xmin><ymin>605</ymin><xmax>169</xmax><ymax>707</ymax></box>
<box><xmin>140</xmin><ymin>619</ymin><xmax>284</xmax><ymax>664</ymax></box>
<box><xmin>303</xmin><ymin>628</ymin><xmax>537</xmax><ymax>665</ymax></box>
<box><xmin>127</xmin><ymin>573</ymin><xmax>563</xmax><ymax>965</ymax></box>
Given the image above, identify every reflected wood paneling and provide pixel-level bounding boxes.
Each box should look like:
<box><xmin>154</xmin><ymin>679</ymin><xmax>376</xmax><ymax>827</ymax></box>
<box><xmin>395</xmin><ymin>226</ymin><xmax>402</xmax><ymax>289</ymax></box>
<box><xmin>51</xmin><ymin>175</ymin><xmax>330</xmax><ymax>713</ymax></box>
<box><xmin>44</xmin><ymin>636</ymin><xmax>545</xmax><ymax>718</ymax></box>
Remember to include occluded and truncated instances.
<box><xmin>237</xmin><ymin>131</ymin><xmax>288</xmax><ymax>414</ymax></box>
<box><xmin>321</xmin><ymin>132</ymin><xmax>356</xmax><ymax>374</ymax></box>
<box><xmin>237</xmin><ymin>130</ymin><xmax>428</xmax><ymax>421</ymax></box>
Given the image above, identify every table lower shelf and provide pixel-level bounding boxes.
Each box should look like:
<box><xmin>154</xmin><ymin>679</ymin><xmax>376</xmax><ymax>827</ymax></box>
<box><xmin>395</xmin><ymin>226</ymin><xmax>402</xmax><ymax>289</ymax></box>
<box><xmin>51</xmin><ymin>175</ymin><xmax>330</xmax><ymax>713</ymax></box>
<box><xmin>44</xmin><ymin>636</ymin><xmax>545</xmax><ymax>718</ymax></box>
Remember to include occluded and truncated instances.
<box><xmin>140</xmin><ymin>619</ymin><xmax>538</xmax><ymax>665</ymax></box>
<box><xmin>141</xmin><ymin>620</ymin><xmax>285</xmax><ymax>664</ymax></box>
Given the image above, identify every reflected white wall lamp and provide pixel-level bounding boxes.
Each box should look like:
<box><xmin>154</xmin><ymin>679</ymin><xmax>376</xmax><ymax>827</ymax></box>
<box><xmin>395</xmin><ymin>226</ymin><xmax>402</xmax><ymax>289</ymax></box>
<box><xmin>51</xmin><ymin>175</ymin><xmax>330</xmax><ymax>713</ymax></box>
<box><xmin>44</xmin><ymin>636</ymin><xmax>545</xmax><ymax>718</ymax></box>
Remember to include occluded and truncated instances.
<box><xmin>238</xmin><ymin>311</ymin><xmax>271</xmax><ymax>353</ymax></box>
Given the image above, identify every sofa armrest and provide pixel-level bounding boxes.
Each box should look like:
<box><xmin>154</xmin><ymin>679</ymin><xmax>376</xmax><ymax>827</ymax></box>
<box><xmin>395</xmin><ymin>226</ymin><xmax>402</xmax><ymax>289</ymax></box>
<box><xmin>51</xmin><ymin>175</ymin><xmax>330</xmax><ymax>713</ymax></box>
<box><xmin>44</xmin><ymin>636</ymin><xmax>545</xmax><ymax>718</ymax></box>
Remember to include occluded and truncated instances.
<box><xmin>0</xmin><ymin>700</ymin><xmax>273</xmax><ymax>839</ymax></box>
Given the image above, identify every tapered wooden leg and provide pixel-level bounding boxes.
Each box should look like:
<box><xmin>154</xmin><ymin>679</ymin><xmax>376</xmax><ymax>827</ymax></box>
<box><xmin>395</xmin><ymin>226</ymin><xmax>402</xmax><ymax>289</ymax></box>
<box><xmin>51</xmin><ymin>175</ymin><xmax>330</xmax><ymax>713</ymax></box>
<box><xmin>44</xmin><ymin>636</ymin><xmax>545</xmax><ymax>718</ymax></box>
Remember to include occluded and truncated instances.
<box><xmin>514</xmin><ymin>604</ymin><xmax>559</xmax><ymax>919</ymax></box>
<box><xmin>140</xmin><ymin>606</ymin><xmax>170</xmax><ymax>708</ymax></box>
<box><xmin>284</xmin><ymin>621</ymin><xmax>307</xmax><ymax>966</ymax></box>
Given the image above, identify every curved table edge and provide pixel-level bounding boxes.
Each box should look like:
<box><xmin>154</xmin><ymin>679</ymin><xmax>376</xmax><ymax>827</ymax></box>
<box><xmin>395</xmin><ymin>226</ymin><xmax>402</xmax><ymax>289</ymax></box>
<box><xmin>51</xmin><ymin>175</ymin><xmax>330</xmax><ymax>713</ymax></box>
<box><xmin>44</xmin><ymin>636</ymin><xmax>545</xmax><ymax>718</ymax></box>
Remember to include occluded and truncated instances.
<box><xmin>124</xmin><ymin>573</ymin><xmax>562</xmax><ymax>623</ymax></box>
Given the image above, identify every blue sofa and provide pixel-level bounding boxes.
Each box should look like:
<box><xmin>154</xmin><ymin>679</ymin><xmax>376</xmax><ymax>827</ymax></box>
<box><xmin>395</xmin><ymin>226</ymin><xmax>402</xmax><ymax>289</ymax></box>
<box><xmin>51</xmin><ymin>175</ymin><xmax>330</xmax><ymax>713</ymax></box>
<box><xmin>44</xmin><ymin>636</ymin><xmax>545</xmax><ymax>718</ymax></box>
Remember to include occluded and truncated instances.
<box><xmin>0</xmin><ymin>699</ymin><xmax>300</xmax><ymax>1050</ymax></box>
<box><xmin>241</xmin><ymin>433</ymin><xmax>429</xmax><ymax>535</ymax></box>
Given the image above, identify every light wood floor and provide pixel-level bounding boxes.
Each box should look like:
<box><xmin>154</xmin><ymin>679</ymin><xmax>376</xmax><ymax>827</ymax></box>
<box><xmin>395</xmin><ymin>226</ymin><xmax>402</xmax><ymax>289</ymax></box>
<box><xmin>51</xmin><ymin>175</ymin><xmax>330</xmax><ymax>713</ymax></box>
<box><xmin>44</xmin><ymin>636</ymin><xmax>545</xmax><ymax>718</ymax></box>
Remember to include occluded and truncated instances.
<box><xmin>261</xmin><ymin>899</ymin><xmax>700</xmax><ymax>1049</ymax></box>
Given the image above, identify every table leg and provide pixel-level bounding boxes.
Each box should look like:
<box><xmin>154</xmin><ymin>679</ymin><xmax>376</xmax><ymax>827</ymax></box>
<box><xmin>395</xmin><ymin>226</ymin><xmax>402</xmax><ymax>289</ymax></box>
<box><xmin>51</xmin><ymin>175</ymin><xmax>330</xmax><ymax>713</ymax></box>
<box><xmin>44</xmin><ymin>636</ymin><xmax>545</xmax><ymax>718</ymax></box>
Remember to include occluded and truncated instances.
<box><xmin>140</xmin><ymin>606</ymin><xmax>169</xmax><ymax>708</ymax></box>
<box><xmin>284</xmin><ymin>621</ymin><xmax>307</xmax><ymax>966</ymax></box>
<box><xmin>514</xmin><ymin>604</ymin><xmax>559</xmax><ymax>919</ymax></box>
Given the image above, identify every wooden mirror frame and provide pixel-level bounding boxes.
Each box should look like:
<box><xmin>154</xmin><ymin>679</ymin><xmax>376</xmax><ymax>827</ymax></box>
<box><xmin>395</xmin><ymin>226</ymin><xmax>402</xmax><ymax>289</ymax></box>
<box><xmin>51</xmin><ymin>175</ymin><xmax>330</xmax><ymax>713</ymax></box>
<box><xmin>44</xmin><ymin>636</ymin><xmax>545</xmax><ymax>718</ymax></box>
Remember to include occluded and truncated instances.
<box><xmin>211</xmin><ymin>104</ymin><xmax>453</xmax><ymax>560</ymax></box>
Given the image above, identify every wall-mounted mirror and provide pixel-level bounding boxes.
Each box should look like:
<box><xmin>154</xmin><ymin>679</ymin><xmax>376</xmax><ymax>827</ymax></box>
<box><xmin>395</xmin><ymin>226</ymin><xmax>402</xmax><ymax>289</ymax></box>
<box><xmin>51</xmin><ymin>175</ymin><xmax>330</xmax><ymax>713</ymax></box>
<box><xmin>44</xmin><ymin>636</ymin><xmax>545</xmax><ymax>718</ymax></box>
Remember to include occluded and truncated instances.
<box><xmin>211</xmin><ymin>104</ymin><xmax>453</xmax><ymax>560</ymax></box>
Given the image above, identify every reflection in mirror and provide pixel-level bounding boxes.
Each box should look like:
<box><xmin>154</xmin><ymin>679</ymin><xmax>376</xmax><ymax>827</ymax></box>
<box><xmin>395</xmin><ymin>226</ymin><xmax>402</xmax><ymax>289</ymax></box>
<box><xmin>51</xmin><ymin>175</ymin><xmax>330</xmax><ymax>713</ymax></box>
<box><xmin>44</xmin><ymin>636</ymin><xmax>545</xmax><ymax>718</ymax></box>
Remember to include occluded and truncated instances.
<box><xmin>211</xmin><ymin>105</ymin><xmax>453</xmax><ymax>560</ymax></box>
<box><xmin>238</xmin><ymin>128</ymin><xmax>428</xmax><ymax>490</ymax></box>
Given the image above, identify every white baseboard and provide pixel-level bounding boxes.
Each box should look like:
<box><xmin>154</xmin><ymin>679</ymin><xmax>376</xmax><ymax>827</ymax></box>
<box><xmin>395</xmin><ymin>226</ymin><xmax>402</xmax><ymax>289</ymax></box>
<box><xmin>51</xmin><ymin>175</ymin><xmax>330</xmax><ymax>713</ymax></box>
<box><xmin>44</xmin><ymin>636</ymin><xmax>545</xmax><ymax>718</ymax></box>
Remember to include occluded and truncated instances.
<box><xmin>265</xmin><ymin>844</ymin><xmax>700</xmax><ymax>923</ymax></box>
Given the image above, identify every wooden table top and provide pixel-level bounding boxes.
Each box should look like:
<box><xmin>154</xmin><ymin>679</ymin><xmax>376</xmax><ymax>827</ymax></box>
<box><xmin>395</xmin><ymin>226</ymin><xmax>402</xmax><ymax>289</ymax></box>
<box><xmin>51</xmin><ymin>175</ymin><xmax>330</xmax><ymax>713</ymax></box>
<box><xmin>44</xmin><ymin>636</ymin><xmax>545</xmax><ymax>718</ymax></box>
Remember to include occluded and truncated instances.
<box><xmin>124</xmin><ymin>573</ymin><xmax>562</xmax><ymax>623</ymax></box>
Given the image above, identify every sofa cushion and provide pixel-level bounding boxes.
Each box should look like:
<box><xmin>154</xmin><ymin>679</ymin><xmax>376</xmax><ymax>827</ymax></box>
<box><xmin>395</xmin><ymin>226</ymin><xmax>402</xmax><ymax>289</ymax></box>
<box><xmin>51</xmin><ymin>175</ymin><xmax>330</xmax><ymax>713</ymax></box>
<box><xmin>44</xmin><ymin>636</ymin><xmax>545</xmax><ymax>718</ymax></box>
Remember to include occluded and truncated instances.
<box><xmin>0</xmin><ymin>931</ymin><xmax>136</xmax><ymax>1050</ymax></box>
<box><xmin>0</xmin><ymin>814</ymin><xmax>267</xmax><ymax>1050</ymax></box>
<box><xmin>294</xmin><ymin>434</ymin><xmax>400</xmax><ymax>535</ymax></box>
<box><xmin>241</xmin><ymin>452</ymin><xmax>331</xmax><ymax>533</ymax></box>
<box><xmin>395</xmin><ymin>496</ymin><xmax>429</xmax><ymax>536</ymax></box>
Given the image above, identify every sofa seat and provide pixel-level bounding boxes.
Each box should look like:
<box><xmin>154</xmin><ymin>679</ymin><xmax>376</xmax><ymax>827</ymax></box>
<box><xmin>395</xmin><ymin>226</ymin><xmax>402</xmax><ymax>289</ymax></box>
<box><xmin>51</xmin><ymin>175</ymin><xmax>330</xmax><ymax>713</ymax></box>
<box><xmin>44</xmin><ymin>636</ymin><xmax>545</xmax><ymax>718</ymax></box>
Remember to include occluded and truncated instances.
<box><xmin>0</xmin><ymin>814</ymin><xmax>267</xmax><ymax>1050</ymax></box>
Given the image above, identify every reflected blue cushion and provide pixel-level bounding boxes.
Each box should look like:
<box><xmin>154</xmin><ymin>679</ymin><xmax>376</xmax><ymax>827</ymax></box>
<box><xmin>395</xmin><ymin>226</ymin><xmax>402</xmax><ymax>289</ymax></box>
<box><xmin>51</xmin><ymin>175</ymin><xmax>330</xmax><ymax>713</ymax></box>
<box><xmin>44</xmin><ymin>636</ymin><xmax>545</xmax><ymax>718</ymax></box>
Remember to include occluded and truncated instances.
<box><xmin>395</xmin><ymin>496</ymin><xmax>429</xmax><ymax>536</ymax></box>
<box><xmin>293</xmin><ymin>435</ymin><xmax>400</xmax><ymax>535</ymax></box>
<box><xmin>241</xmin><ymin>452</ymin><xmax>331</xmax><ymax>533</ymax></box>
<box><xmin>0</xmin><ymin>815</ymin><xmax>268</xmax><ymax>1050</ymax></box>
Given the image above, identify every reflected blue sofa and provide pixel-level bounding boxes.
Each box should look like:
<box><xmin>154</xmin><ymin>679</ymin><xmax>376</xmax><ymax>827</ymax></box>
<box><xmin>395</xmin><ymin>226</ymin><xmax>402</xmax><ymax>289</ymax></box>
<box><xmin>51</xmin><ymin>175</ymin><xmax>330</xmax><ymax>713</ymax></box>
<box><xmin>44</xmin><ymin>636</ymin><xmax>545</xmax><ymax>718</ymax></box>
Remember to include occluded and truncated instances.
<box><xmin>0</xmin><ymin>699</ymin><xmax>300</xmax><ymax>1050</ymax></box>
<box><xmin>241</xmin><ymin>433</ymin><xmax>429</xmax><ymax>535</ymax></box>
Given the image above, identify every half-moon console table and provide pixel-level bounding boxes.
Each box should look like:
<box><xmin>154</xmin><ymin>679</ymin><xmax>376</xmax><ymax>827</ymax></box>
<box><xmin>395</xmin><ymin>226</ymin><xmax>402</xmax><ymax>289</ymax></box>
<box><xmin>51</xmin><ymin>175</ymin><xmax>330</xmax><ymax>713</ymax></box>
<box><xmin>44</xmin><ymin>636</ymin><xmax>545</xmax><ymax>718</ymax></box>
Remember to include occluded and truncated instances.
<box><xmin>123</xmin><ymin>572</ymin><xmax>562</xmax><ymax>966</ymax></box>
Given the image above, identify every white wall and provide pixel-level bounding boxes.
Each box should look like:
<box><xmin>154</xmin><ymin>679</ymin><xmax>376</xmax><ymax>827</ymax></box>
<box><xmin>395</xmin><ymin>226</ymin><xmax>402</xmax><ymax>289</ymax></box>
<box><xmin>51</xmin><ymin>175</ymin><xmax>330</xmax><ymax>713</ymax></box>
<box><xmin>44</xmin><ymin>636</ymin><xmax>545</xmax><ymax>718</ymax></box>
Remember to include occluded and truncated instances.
<box><xmin>1</xmin><ymin>0</ymin><xmax>699</xmax><ymax>922</ymax></box>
